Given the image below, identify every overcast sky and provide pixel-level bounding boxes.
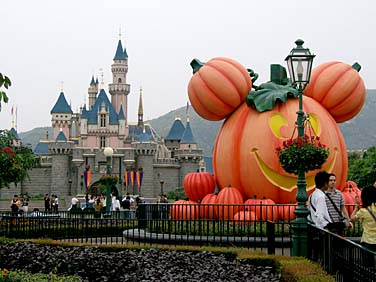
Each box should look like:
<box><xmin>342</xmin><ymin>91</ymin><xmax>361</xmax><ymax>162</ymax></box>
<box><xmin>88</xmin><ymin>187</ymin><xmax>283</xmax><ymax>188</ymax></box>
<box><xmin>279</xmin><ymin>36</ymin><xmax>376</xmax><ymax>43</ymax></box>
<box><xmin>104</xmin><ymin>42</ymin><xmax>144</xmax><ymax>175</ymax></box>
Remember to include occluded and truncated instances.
<box><xmin>1</xmin><ymin>0</ymin><xmax>375</xmax><ymax>132</ymax></box>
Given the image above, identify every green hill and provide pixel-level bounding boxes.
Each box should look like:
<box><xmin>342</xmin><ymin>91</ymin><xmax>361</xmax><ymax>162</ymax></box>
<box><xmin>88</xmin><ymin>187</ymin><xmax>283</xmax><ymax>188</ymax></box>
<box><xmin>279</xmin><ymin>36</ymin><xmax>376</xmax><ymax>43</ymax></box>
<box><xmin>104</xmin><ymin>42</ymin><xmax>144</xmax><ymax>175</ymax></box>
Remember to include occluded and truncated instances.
<box><xmin>18</xmin><ymin>90</ymin><xmax>376</xmax><ymax>156</ymax></box>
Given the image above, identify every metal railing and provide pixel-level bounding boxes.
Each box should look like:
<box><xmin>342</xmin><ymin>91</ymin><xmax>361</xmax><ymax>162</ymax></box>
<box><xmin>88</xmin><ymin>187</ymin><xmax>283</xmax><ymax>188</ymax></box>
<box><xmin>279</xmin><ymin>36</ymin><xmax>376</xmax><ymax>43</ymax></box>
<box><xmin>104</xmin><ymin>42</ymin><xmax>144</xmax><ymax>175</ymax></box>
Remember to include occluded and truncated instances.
<box><xmin>0</xmin><ymin>203</ymin><xmax>294</xmax><ymax>255</ymax></box>
<box><xmin>0</xmin><ymin>203</ymin><xmax>364</xmax><ymax>259</ymax></box>
<box><xmin>308</xmin><ymin>224</ymin><xmax>376</xmax><ymax>282</ymax></box>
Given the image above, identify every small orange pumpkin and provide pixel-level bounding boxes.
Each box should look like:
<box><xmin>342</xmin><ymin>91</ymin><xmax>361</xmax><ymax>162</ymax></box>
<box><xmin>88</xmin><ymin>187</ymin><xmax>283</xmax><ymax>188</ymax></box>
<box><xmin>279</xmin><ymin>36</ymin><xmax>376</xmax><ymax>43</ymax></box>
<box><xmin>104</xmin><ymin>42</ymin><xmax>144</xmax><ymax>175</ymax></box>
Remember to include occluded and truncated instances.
<box><xmin>170</xmin><ymin>200</ymin><xmax>199</xmax><ymax>220</ymax></box>
<box><xmin>233</xmin><ymin>210</ymin><xmax>257</xmax><ymax>224</ymax></box>
<box><xmin>200</xmin><ymin>193</ymin><xmax>218</xmax><ymax>219</ymax></box>
<box><xmin>245</xmin><ymin>198</ymin><xmax>278</xmax><ymax>221</ymax></box>
<box><xmin>188</xmin><ymin>57</ymin><xmax>252</xmax><ymax>121</ymax></box>
<box><xmin>216</xmin><ymin>186</ymin><xmax>244</xmax><ymax>220</ymax></box>
<box><xmin>184</xmin><ymin>172</ymin><xmax>215</xmax><ymax>202</ymax></box>
<box><xmin>277</xmin><ymin>204</ymin><xmax>296</xmax><ymax>221</ymax></box>
<box><xmin>304</xmin><ymin>62</ymin><xmax>366</xmax><ymax>123</ymax></box>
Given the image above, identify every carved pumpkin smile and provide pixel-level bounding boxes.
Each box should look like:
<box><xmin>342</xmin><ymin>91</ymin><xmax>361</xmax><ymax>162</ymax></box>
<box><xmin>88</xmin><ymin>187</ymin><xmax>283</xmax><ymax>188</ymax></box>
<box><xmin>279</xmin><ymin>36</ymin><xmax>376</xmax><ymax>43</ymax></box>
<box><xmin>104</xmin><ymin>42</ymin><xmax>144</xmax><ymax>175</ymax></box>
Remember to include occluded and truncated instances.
<box><xmin>250</xmin><ymin>147</ymin><xmax>339</xmax><ymax>192</ymax></box>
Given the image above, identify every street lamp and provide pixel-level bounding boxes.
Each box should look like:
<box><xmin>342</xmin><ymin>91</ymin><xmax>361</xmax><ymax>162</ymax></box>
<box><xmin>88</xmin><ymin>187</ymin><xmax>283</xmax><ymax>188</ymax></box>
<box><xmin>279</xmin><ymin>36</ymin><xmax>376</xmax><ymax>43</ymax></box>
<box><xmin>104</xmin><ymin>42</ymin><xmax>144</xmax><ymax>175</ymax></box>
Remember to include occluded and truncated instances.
<box><xmin>104</xmin><ymin>147</ymin><xmax>114</xmax><ymax>214</ymax></box>
<box><xmin>285</xmin><ymin>39</ymin><xmax>315</xmax><ymax>257</ymax></box>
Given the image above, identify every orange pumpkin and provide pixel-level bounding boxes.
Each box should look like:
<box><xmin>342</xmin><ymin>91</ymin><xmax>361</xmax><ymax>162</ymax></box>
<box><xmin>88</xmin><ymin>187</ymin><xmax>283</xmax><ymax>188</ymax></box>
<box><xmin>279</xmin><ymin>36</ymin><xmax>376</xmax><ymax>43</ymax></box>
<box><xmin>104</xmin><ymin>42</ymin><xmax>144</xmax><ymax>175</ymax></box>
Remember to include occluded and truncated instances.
<box><xmin>184</xmin><ymin>172</ymin><xmax>215</xmax><ymax>202</ymax></box>
<box><xmin>304</xmin><ymin>62</ymin><xmax>366</xmax><ymax>123</ymax></box>
<box><xmin>233</xmin><ymin>210</ymin><xmax>257</xmax><ymax>224</ymax></box>
<box><xmin>245</xmin><ymin>198</ymin><xmax>278</xmax><ymax>221</ymax></box>
<box><xmin>277</xmin><ymin>204</ymin><xmax>296</xmax><ymax>221</ymax></box>
<box><xmin>342</xmin><ymin>187</ymin><xmax>358</xmax><ymax>215</ymax></box>
<box><xmin>188</xmin><ymin>57</ymin><xmax>252</xmax><ymax>121</ymax></box>
<box><xmin>170</xmin><ymin>200</ymin><xmax>199</xmax><ymax>220</ymax></box>
<box><xmin>213</xmin><ymin>98</ymin><xmax>348</xmax><ymax>204</ymax></box>
<box><xmin>216</xmin><ymin>186</ymin><xmax>244</xmax><ymax>220</ymax></box>
<box><xmin>200</xmin><ymin>193</ymin><xmax>218</xmax><ymax>219</ymax></box>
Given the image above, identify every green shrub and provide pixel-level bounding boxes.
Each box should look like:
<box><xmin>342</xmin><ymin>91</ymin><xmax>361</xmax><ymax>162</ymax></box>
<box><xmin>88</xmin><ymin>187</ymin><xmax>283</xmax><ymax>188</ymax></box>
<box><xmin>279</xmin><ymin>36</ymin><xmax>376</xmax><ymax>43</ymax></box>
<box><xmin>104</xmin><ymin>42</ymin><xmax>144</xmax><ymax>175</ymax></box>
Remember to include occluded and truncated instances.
<box><xmin>0</xmin><ymin>269</ymin><xmax>82</xmax><ymax>282</ymax></box>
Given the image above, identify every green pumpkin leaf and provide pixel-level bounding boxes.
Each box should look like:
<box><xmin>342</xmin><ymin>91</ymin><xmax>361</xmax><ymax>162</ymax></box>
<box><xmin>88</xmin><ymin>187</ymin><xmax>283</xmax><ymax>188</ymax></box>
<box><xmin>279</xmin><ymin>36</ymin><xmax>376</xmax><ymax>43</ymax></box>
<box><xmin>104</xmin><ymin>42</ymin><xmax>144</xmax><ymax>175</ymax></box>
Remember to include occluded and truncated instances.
<box><xmin>246</xmin><ymin>81</ymin><xmax>299</xmax><ymax>112</ymax></box>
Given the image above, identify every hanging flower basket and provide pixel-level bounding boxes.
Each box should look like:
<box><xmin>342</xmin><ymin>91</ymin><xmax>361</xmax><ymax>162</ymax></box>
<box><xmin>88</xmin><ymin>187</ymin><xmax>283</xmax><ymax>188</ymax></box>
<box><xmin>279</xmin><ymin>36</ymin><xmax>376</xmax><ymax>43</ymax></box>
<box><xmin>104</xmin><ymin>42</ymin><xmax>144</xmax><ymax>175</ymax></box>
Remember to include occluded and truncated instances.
<box><xmin>276</xmin><ymin>135</ymin><xmax>329</xmax><ymax>175</ymax></box>
<box><xmin>99</xmin><ymin>174</ymin><xmax>118</xmax><ymax>186</ymax></box>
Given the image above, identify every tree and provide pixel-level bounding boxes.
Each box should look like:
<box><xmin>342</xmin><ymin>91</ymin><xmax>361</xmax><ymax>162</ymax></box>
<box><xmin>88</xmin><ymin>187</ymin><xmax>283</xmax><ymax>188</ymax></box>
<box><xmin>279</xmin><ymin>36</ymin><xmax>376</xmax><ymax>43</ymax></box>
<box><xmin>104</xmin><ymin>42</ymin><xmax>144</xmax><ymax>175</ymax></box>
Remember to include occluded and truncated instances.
<box><xmin>347</xmin><ymin>146</ymin><xmax>376</xmax><ymax>188</ymax></box>
<box><xmin>0</xmin><ymin>130</ymin><xmax>36</xmax><ymax>188</ymax></box>
<box><xmin>0</xmin><ymin>73</ymin><xmax>11</xmax><ymax>111</ymax></box>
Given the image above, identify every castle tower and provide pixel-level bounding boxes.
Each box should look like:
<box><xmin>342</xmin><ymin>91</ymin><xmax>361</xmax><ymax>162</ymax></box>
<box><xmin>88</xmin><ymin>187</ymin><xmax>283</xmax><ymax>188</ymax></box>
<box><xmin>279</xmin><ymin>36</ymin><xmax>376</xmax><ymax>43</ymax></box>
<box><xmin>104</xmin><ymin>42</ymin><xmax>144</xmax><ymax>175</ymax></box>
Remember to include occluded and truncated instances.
<box><xmin>165</xmin><ymin>117</ymin><xmax>185</xmax><ymax>158</ymax></box>
<box><xmin>174</xmin><ymin>117</ymin><xmax>203</xmax><ymax>186</ymax></box>
<box><xmin>138</xmin><ymin>87</ymin><xmax>144</xmax><ymax>127</ymax></box>
<box><xmin>79</xmin><ymin>105</ymin><xmax>89</xmax><ymax>147</ymax></box>
<box><xmin>118</xmin><ymin>104</ymin><xmax>127</xmax><ymax>145</ymax></box>
<box><xmin>134</xmin><ymin>139</ymin><xmax>158</xmax><ymax>197</ymax></box>
<box><xmin>108</xmin><ymin>39</ymin><xmax>130</xmax><ymax>121</ymax></box>
<box><xmin>49</xmin><ymin>130</ymin><xmax>74</xmax><ymax>196</ymax></box>
<box><xmin>50</xmin><ymin>92</ymin><xmax>73</xmax><ymax>141</ymax></box>
<box><xmin>88</xmin><ymin>76</ymin><xmax>98</xmax><ymax>109</ymax></box>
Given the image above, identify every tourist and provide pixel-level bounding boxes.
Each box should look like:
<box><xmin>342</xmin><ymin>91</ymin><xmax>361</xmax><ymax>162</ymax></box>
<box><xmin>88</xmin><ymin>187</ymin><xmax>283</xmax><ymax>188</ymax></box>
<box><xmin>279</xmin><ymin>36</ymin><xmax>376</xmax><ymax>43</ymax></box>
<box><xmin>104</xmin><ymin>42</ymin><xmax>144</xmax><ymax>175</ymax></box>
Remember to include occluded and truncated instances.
<box><xmin>52</xmin><ymin>194</ymin><xmax>59</xmax><ymax>212</ymax></box>
<box><xmin>88</xmin><ymin>195</ymin><xmax>95</xmax><ymax>209</ymax></box>
<box><xmin>307</xmin><ymin>171</ymin><xmax>332</xmax><ymax>229</ymax></box>
<box><xmin>94</xmin><ymin>198</ymin><xmax>103</xmax><ymax>218</ymax></box>
<box><xmin>70</xmin><ymin>197</ymin><xmax>79</xmax><ymax>210</ymax></box>
<box><xmin>21</xmin><ymin>194</ymin><xmax>29</xmax><ymax>213</ymax></box>
<box><xmin>10</xmin><ymin>194</ymin><xmax>21</xmax><ymax>215</ymax></box>
<box><xmin>324</xmin><ymin>173</ymin><xmax>352</xmax><ymax>235</ymax></box>
<box><xmin>351</xmin><ymin>185</ymin><xmax>376</xmax><ymax>252</ymax></box>
<box><xmin>44</xmin><ymin>193</ymin><xmax>51</xmax><ymax>212</ymax></box>
<box><xmin>111</xmin><ymin>193</ymin><xmax>121</xmax><ymax>211</ymax></box>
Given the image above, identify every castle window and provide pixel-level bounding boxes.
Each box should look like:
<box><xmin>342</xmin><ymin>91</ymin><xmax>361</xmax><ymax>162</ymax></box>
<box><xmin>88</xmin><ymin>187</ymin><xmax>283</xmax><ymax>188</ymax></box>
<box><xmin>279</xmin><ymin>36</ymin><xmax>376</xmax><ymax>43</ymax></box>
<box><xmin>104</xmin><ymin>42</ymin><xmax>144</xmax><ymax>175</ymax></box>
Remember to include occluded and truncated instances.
<box><xmin>100</xmin><ymin>136</ymin><xmax>106</xmax><ymax>148</ymax></box>
<box><xmin>100</xmin><ymin>114</ymin><xmax>106</xmax><ymax>127</ymax></box>
<box><xmin>118</xmin><ymin>78</ymin><xmax>122</xmax><ymax>83</ymax></box>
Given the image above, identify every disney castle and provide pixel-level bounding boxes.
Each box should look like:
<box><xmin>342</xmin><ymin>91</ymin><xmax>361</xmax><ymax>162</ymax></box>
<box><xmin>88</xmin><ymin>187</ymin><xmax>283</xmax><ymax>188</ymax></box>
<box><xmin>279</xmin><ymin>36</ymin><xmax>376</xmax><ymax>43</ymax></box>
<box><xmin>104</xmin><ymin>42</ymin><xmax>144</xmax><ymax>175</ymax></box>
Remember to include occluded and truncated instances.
<box><xmin>3</xmin><ymin>38</ymin><xmax>204</xmax><ymax>200</ymax></box>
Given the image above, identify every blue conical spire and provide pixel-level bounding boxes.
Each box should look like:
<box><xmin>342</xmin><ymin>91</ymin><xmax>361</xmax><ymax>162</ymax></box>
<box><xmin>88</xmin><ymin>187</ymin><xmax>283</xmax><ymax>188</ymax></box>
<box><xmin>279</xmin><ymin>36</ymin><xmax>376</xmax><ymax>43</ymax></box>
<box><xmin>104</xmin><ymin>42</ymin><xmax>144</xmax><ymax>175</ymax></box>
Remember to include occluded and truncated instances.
<box><xmin>180</xmin><ymin>119</ymin><xmax>196</xmax><ymax>144</ymax></box>
<box><xmin>51</xmin><ymin>92</ymin><xmax>73</xmax><ymax>114</ymax></box>
<box><xmin>90</xmin><ymin>76</ymin><xmax>95</xmax><ymax>86</ymax></box>
<box><xmin>114</xmin><ymin>40</ymin><xmax>126</xmax><ymax>60</ymax></box>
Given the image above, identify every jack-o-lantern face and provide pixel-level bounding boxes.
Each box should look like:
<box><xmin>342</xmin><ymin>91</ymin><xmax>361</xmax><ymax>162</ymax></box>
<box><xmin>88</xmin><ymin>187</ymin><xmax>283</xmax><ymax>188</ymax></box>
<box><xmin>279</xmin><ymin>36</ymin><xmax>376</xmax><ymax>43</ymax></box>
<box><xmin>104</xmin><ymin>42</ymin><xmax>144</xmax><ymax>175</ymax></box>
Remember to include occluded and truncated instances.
<box><xmin>213</xmin><ymin>96</ymin><xmax>347</xmax><ymax>203</ymax></box>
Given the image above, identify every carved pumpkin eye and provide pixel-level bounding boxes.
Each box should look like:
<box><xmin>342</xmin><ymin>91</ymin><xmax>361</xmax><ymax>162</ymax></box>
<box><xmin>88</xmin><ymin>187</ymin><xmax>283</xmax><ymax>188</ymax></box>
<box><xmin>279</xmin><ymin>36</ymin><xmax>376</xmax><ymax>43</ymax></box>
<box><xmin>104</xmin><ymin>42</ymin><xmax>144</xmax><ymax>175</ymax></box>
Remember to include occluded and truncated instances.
<box><xmin>307</xmin><ymin>113</ymin><xmax>321</xmax><ymax>136</ymax></box>
<box><xmin>269</xmin><ymin>113</ymin><xmax>289</xmax><ymax>139</ymax></box>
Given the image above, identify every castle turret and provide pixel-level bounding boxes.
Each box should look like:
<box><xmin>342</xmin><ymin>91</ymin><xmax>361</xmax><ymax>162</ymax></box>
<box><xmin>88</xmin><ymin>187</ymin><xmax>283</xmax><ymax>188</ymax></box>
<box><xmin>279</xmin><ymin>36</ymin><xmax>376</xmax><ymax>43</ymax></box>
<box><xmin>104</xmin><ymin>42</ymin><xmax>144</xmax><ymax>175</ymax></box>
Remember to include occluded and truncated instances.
<box><xmin>109</xmin><ymin>39</ymin><xmax>130</xmax><ymax>120</ymax></box>
<box><xmin>118</xmin><ymin>104</ymin><xmax>128</xmax><ymax>145</ymax></box>
<box><xmin>88</xmin><ymin>76</ymin><xmax>98</xmax><ymax>109</ymax></box>
<box><xmin>138</xmin><ymin>87</ymin><xmax>144</xmax><ymax>127</ymax></box>
<box><xmin>174</xmin><ymin>117</ymin><xmax>203</xmax><ymax>187</ymax></box>
<box><xmin>48</xmin><ymin>129</ymin><xmax>74</xmax><ymax>196</ymax></box>
<box><xmin>134</xmin><ymin>131</ymin><xmax>158</xmax><ymax>197</ymax></box>
<box><xmin>165</xmin><ymin>117</ymin><xmax>185</xmax><ymax>157</ymax></box>
<box><xmin>51</xmin><ymin>92</ymin><xmax>73</xmax><ymax>141</ymax></box>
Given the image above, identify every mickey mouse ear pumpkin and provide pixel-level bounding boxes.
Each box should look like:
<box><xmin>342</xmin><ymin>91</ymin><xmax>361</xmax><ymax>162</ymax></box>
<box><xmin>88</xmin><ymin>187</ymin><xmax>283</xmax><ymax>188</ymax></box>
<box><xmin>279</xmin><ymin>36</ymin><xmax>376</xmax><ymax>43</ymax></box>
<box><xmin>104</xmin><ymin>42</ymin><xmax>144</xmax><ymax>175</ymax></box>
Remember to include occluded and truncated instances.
<box><xmin>188</xmin><ymin>57</ymin><xmax>254</xmax><ymax>121</ymax></box>
<box><xmin>304</xmin><ymin>61</ymin><xmax>366</xmax><ymax>123</ymax></box>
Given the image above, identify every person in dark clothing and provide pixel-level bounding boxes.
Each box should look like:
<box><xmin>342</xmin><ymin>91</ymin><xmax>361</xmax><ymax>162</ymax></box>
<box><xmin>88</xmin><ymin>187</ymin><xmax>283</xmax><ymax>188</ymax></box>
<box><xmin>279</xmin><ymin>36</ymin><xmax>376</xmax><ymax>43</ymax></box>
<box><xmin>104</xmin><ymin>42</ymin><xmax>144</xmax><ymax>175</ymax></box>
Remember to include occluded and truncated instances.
<box><xmin>44</xmin><ymin>193</ymin><xmax>51</xmax><ymax>212</ymax></box>
<box><xmin>122</xmin><ymin>196</ymin><xmax>131</xmax><ymax>210</ymax></box>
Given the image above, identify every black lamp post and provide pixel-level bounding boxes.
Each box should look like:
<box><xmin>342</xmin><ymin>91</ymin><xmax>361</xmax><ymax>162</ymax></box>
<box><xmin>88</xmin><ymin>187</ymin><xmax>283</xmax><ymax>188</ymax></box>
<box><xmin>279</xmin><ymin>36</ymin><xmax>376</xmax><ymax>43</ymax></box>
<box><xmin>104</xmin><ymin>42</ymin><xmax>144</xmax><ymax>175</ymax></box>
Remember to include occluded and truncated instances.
<box><xmin>104</xmin><ymin>147</ymin><xmax>114</xmax><ymax>214</ymax></box>
<box><xmin>285</xmin><ymin>39</ymin><xmax>315</xmax><ymax>257</ymax></box>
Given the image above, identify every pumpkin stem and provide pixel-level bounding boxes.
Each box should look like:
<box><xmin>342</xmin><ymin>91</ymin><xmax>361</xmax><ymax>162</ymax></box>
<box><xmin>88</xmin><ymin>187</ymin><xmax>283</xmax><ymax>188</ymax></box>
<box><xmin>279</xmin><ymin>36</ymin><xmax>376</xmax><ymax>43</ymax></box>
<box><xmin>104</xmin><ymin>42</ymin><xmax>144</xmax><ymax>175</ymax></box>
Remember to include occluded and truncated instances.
<box><xmin>190</xmin><ymin>59</ymin><xmax>205</xmax><ymax>74</ymax></box>
<box><xmin>352</xmin><ymin>62</ymin><xmax>361</xmax><ymax>72</ymax></box>
<box><xmin>247</xmin><ymin>68</ymin><xmax>259</xmax><ymax>84</ymax></box>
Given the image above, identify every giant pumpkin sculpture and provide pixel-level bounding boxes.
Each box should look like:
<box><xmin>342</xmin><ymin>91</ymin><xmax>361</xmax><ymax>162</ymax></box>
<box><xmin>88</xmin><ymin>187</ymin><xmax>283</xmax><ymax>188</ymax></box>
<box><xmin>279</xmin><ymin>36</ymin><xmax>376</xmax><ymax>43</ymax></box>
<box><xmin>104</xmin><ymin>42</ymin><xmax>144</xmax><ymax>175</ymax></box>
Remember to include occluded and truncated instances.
<box><xmin>188</xmin><ymin>58</ymin><xmax>366</xmax><ymax>204</ymax></box>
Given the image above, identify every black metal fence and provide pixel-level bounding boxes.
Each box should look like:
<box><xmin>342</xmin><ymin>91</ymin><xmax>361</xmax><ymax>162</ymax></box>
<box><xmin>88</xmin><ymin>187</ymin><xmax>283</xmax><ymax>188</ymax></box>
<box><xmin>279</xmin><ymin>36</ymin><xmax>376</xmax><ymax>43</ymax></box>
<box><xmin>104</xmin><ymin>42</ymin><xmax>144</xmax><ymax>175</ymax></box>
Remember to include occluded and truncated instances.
<box><xmin>0</xmin><ymin>203</ymin><xmax>364</xmax><ymax>259</ymax></box>
<box><xmin>308</xmin><ymin>225</ymin><xmax>376</xmax><ymax>282</ymax></box>
<box><xmin>0</xmin><ymin>203</ymin><xmax>295</xmax><ymax>255</ymax></box>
